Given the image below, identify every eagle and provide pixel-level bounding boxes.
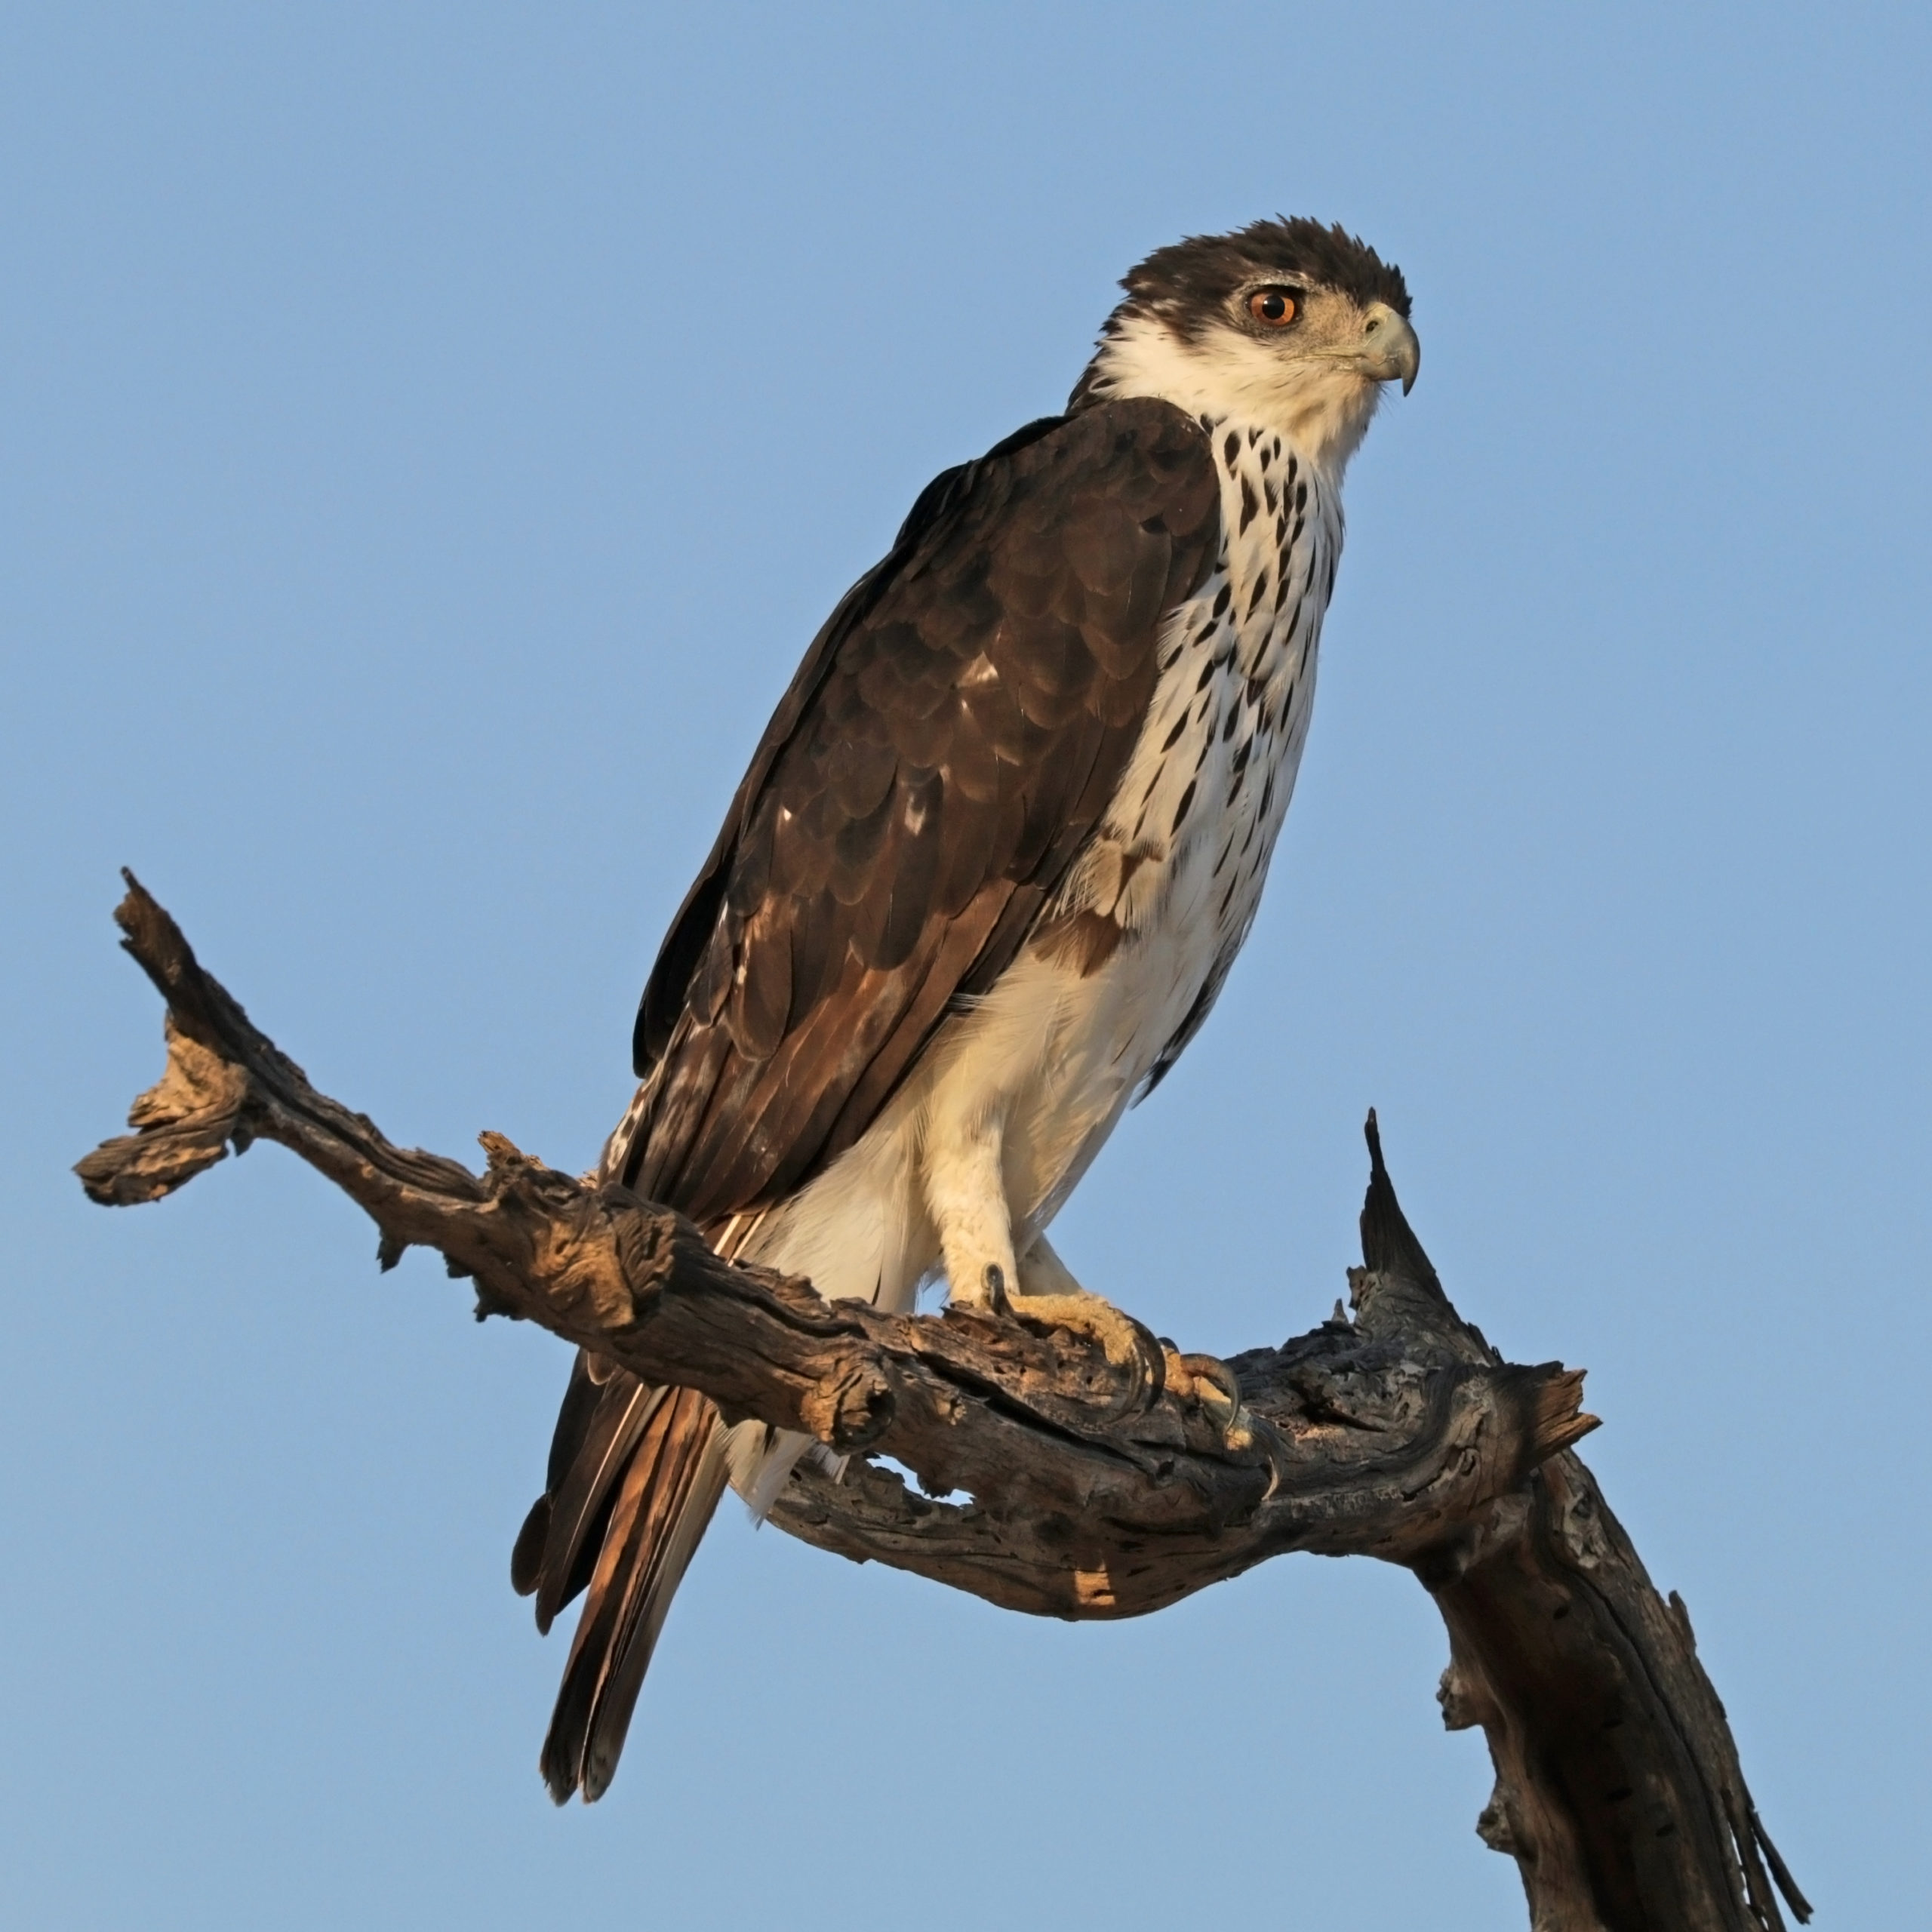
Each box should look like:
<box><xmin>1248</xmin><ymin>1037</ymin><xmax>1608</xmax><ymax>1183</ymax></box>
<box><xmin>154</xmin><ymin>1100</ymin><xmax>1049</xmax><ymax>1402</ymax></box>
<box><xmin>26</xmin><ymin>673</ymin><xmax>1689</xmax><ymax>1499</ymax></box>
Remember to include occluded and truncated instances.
<box><xmin>509</xmin><ymin>217</ymin><xmax>1418</xmax><ymax>1801</ymax></box>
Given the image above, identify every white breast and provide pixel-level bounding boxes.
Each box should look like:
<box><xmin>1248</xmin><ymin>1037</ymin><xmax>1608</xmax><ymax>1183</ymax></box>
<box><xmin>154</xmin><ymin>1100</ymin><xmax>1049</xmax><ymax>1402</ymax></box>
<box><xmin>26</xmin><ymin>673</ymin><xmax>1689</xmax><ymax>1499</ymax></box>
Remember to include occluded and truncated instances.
<box><xmin>1109</xmin><ymin>419</ymin><xmax>1337</xmax><ymax>1016</ymax></box>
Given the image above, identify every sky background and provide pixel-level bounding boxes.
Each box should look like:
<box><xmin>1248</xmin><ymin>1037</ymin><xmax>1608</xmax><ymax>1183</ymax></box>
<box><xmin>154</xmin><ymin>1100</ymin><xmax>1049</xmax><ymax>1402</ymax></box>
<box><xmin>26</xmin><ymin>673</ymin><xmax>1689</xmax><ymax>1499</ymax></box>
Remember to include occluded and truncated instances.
<box><xmin>3</xmin><ymin>4</ymin><xmax>1927</xmax><ymax>1926</ymax></box>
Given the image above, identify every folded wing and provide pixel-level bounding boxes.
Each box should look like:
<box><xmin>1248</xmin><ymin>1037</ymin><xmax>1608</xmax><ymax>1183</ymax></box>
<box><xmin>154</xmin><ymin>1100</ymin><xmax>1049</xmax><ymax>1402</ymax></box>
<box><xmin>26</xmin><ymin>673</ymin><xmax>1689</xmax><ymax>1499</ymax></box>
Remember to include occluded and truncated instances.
<box><xmin>515</xmin><ymin>395</ymin><xmax>1222</xmax><ymax>1799</ymax></box>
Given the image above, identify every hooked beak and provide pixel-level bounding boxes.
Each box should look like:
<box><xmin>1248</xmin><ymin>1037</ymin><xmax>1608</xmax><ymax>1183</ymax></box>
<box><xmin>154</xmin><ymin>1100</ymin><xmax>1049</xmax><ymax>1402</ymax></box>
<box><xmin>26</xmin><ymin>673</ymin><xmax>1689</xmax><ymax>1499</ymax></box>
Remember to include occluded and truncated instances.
<box><xmin>1356</xmin><ymin>302</ymin><xmax>1420</xmax><ymax>395</ymax></box>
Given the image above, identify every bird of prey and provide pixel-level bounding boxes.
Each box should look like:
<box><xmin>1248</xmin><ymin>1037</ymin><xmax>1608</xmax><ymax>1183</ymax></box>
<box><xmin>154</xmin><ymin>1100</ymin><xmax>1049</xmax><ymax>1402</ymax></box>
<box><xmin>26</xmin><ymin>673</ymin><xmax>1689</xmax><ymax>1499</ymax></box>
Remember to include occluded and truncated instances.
<box><xmin>510</xmin><ymin>217</ymin><xmax>1418</xmax><ymax>1801</ymax></box>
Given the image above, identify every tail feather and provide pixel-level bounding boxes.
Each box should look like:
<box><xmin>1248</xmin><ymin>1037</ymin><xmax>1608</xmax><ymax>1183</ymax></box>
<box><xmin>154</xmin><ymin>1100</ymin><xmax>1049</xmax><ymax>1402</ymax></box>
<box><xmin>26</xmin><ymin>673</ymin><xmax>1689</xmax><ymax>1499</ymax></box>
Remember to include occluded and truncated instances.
<box><xmin>511</xmin><ymin>1352</ymin><xmax>611</xmax><ymax>1601</ymax></box>
<box><xmin>510</xmin><ymin>1354</ymin><xmax>670</xmax><ymax>1632</ymax></box>
<box><xmin>537</xmin><ymin>1385</ymin><xmax>731</xmax><ymax>1804</ymax></box>
<box><xmin>534</xmin><ymin>1374</ymin><xmax>668</xmax><ymax>1635</ymax></box>
<box><xmin>513</xmin><ymin>1181</ymin><xmax>817</xmax><ymax>1802</ymax></box>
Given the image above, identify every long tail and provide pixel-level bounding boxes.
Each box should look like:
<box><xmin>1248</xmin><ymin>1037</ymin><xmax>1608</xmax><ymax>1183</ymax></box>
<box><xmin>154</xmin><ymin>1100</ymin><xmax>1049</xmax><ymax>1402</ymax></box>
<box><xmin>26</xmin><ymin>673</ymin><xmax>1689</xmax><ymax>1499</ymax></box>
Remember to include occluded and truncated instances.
<box><xmin>506</xmin><ymin>1097</ymin><xmax>756</xmax><ymax>1804</ymax></box>
<box><xmin>509</xmin><ymin>1121</ymin><xmax>869</xmax><ymax>1801</ymax></box>
<box><xmin>513</xmin><ymin>1369</ymin><xmax>731</xmax><ymax>1803</ymax></box>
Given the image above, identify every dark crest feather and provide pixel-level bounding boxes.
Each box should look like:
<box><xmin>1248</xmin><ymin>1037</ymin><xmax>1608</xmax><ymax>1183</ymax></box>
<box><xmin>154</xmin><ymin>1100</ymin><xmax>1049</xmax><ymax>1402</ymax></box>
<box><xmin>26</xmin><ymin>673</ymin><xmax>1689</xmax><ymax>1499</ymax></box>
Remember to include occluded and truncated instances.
<box><xmin>1111</xmin><ymin>216</ymin><xmax>1411</xmax><ymax>339</ymax></box>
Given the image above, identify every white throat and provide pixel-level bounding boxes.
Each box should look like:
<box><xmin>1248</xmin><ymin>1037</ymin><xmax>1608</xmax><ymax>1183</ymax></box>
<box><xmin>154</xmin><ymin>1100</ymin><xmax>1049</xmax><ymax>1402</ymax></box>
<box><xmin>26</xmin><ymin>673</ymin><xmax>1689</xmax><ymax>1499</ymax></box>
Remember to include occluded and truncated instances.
<box><xmin>1084</xmin><ymin>314</ymin><xmax>1383</xmax><ymax>478</ymax></box>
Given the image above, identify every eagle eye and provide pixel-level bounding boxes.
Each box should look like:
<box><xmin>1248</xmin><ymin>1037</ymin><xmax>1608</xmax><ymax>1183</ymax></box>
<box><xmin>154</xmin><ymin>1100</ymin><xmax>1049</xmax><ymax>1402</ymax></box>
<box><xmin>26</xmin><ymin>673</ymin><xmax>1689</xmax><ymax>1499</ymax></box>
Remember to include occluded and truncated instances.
<box><xmin>1247</xmin><ymin>287</ymin><xmax>1301</xmax><ymax>328</ymax></box>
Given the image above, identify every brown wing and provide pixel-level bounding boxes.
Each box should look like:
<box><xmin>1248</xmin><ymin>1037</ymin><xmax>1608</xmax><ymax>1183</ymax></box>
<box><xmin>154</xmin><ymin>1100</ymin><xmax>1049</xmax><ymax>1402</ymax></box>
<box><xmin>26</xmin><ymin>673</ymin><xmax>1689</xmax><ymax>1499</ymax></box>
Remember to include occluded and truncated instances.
<box><xmin>515</xmin><ymin>395</ymin><xmax>1220</xmax><ymax>1801</ymax></box>
<box><xmin>617</xmin><ymin>395</ymin><xmax>1220</xmax><ymax>1221</ymax></box>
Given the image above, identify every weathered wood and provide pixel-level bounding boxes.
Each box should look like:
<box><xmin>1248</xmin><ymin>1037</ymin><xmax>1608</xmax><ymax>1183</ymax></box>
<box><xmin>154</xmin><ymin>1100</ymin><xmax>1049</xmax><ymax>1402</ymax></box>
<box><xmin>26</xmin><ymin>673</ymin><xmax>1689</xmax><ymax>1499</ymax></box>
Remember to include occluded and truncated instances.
<box><xmin>76</xmin><ymin>874</ymin><xmax>1807</xmax><ymax>1930</ymax></box>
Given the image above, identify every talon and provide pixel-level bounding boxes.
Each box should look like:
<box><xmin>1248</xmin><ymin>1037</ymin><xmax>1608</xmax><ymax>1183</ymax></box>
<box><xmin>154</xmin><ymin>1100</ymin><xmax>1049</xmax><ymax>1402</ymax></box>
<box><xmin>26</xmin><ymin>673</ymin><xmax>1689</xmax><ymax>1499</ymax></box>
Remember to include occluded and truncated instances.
<box><xmin>982</xmin><ymin>1263</ymin><xmax>1010</xmax><ymax>1313</ymax></box>
<box><xmin>1164</xmin><ymin>1349</ymin><xmax>1256</xmax><ymax>1450</ymax></box>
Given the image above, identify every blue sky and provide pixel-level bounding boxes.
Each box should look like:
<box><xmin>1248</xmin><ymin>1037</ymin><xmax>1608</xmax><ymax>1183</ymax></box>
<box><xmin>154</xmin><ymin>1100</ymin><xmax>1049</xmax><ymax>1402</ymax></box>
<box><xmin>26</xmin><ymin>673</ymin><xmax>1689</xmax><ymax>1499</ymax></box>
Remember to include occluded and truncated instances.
<box><xmin>3</xmin><ymin>5</ymin><xmax>1926</xmax><ymax>1925</ymax></box>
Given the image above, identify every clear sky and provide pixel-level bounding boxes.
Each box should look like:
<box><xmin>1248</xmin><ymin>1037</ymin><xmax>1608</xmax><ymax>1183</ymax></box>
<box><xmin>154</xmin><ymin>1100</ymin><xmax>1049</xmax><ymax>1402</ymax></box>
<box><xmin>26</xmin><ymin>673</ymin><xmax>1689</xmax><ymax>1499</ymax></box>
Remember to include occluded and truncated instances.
<box><xmin>4</xmin><ymin>5</ymin><xmax>1926</xmax><ymax>1926</ymax></box>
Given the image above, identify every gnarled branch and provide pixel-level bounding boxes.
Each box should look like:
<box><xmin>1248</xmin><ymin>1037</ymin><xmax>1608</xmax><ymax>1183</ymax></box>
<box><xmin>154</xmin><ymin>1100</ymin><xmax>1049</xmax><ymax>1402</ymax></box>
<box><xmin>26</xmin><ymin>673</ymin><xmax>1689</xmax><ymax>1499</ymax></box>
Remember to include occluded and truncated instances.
<box><xmin>77</xmin><ymin>873</ymin><xmax>1807</xmax><ymax>1931</ymax></box>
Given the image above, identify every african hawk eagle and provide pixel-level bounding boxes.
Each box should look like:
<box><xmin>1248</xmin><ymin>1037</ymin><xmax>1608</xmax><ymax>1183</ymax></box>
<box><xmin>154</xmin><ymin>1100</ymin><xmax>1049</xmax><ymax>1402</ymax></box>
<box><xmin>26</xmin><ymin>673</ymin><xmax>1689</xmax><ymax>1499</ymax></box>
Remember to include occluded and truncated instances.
<box><xmin>511</xmin><ymin>217</ymin><xmax>1419</xmax><ymax>1801</ymax></box>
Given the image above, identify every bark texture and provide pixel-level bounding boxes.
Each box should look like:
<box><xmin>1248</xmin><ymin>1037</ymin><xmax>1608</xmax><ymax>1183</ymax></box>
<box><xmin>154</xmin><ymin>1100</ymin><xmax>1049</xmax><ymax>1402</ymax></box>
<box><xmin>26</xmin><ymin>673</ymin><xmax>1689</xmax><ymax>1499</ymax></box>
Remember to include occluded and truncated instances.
<box><xmin>77</xmin><ymin>874</ymin><xmax>1808</xmax><ymax>1930</ymax></box>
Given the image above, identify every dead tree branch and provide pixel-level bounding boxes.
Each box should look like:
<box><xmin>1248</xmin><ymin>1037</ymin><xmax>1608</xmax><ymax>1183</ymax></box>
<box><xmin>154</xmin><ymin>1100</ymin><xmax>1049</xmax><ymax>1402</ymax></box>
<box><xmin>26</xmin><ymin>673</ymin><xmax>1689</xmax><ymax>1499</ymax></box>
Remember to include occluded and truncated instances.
<box><xmin>76</xmin><ymin>873</ymin><xmax>1807</xmax><ymax>1930</ymax></box>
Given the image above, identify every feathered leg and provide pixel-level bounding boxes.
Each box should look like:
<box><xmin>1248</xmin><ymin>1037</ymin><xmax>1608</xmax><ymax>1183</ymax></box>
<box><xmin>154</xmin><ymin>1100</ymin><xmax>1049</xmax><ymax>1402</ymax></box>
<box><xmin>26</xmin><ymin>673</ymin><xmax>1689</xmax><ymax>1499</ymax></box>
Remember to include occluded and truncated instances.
<box><xmin>922</xmin><ymin>1095</ymin><xmax>1019</xmax><ymax>1306</ymax></box>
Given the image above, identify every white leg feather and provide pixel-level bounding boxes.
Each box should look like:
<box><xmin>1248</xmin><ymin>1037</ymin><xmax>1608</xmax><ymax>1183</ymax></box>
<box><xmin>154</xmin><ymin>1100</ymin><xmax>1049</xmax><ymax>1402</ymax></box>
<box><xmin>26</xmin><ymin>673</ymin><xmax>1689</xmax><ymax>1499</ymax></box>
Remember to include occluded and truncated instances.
<box><xmin>921</xmin><ymin>1094</ymin><xmax>1019</xmax><ymax>1306</ymax></box>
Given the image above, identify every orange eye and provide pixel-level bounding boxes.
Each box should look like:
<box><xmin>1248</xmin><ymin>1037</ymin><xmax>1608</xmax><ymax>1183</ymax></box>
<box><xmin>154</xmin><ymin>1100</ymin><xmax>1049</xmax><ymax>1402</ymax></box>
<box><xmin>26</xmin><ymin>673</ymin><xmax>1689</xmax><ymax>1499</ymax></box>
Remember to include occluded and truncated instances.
<box><xmin>1248</xmin><ymin>288</ymin><xmax>1299</xmax><ymax>328</ymax></box>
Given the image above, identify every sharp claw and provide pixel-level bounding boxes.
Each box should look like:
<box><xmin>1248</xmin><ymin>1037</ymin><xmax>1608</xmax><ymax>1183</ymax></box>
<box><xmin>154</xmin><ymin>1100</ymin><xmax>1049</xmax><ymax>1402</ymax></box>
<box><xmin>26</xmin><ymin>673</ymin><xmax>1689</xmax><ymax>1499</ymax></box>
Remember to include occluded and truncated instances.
<box><xmin>1162</xmin><ymin>1349</ymin><xmax>1257</xmax><ymax>1451</ymax></box>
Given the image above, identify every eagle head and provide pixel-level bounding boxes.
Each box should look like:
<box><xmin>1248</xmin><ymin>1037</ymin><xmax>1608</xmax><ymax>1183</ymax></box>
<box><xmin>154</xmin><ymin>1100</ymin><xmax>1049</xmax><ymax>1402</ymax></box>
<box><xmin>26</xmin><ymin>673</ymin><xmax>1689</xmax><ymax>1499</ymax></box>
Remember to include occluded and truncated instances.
<box><xmin>1072</xmin><ymin>217</ymin><xmax>1419</xmax><ymax>473</ymax></box>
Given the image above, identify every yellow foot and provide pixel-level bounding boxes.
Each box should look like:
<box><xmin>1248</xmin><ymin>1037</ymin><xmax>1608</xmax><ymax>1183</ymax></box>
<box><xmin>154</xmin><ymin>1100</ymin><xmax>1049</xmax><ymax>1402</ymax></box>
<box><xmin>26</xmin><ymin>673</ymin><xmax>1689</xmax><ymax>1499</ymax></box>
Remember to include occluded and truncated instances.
<box><xmin>1005</xmin><ymin>1290</ymin><xmax>1168</xmax><ymax>1422</ymax></box>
